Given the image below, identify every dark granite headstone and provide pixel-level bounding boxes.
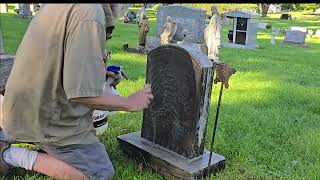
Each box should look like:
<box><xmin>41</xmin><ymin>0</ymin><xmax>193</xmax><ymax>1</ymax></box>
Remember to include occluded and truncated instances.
<box><xmin>127</xmin><ymin>10</ymin><xmax>136</xmax><ymax>22</ymax></box>
<box><xmin>142</xmin><ymin>45</ymin><xmax>210</xmax><ymax>158</ymax></box>
<box><xmin>280</xmin><ymin>13</ymin><xmax>291</xmax><ymax>20</ymax></box>
<box><xmin>0</xmin><ymin>55</ymin><xmax>15</xmax><ymax>92</ymax></box>
<box><xmin>118</xmin><ymin>45</ymin><xmax>225</xmax><ymax>179</ymax></box>
<box><xmin>283</xmin><ymin>26</ymin><xmax>307</xmax><ymax>45</ymax></box>
<box><xmin>0</xmin><ymin>31</ymin><xmax>15</xmax><ymax>92</ymax></box>
<box><xmin>156</xmin><ymin>5</ymin><xmax>206</xmax><ymax>44</ymax></box>
<box><xmin>0</xmin><ymin>31</ymin><xmax>4</xmax><ymax>55</ymax></box>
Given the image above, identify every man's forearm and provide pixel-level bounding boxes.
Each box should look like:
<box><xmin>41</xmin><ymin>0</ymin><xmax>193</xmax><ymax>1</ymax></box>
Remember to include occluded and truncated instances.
<box><xmin>71</xmin><ymin>84</ymin><xmax>153</xmax><ymax>113</ymax></box>
<box><xmin>70</xmin><ymin>92</ymin><xmax>129</xmax><ymax>112</ymax></box>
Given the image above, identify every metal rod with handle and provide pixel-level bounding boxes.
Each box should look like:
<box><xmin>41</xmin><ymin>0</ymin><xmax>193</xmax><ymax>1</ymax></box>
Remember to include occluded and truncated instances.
<box><xmin>206</xmin><ymin>63</ymin><xmax>236</xmax><ymax>177</ymax></box>
<box><xmin>207</xmin><ymin>82</ymin><xmax>224</xmax><ymax>176</ymax></box>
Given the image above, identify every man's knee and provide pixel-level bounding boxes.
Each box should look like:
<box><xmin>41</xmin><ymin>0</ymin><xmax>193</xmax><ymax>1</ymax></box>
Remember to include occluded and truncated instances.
<box><xmin>97</xmin><ymin>164</ymin><xmax>114</xmax><ymax>180</ymax></box>
<box><xmin>39</xmin><ymin>143</ymin><xmax>115</xmax><ymax>180</ymax></box>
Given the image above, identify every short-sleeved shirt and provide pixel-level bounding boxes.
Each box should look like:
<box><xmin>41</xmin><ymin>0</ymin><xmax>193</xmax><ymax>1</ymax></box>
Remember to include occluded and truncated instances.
<box><xmin>1</xmin><ymin>4</ymin><xmax>108</xmax><ymax>146</ymax></box>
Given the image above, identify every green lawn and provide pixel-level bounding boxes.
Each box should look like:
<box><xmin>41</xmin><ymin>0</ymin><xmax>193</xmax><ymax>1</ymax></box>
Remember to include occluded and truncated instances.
<box><xmin>1</xmin><ymin>10</ymin><xmax>320</xmax><ymax>179</ymax></box>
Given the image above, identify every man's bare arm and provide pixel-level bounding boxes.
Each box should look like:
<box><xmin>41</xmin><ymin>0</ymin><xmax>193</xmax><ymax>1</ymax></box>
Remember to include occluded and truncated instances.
<box><xmin>70</xmin><ymin>84</ymin><xmax>153</xmax><ymax>112</ymax></box>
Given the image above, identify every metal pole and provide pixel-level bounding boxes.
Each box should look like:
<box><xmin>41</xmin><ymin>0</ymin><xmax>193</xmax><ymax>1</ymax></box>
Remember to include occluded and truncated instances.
<box><xmin>207</xmin><ymin>82</ymin><xmax>224</xmax><ymax>176</ymax></box>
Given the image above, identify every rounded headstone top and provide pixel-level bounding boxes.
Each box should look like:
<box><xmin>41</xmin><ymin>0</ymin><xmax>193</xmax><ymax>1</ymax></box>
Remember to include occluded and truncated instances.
<box><xmin>149</xmin><ymin>44</ymin><xmax>213</xmax><ymax>68</ymax></box>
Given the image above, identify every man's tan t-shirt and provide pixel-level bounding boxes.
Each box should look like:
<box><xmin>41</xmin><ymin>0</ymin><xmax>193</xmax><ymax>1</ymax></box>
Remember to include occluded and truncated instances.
<box><xmin>2</xmin><ymin>4</ymin><xmax>107</xmax><ymax>146</ymax></box>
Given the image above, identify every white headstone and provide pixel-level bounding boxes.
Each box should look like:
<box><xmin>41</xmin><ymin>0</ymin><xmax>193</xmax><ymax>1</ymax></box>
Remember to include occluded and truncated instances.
<box><xmin>268</xmin><ymin>4</ymin><xmax>277</xmax><ymax>13</ymax></box>
<box><xmin>314</xmin><ymin>8</ymin><xmax>320</xmax><ymax>15</ymax></box>
<box><xmin>0</xmin><ymin>4</ymin><xmax>7</xmax><ymax>13</ymax></box>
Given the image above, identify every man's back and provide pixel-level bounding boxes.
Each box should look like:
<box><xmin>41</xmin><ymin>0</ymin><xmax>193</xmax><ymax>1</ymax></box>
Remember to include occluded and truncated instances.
<box><xmin>2</xmin><ymin>4</ymin><xmax>107</xmax><ymax>146</ymax></box>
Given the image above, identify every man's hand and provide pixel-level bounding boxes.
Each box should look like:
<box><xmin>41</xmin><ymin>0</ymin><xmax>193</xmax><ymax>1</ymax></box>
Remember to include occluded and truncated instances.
<box><xmin>106</xmin><ymin>69</ymin><xmax>129</xmax><ymax>88</ymax></box>
<box><xmin>125</xmin><ymin>84</ymin><xmax>154</xmax><ymax>112</ymax></box>
<box><xmin>70</xmin><ymin>84</ymin><xmax>153</xmax><ymax>112</ymax></box>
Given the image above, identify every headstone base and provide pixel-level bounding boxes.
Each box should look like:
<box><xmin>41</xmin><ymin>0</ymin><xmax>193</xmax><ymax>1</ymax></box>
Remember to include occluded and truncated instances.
<box><xmin>281</xmin><ymin>42</ymin><xmax>309</xmax><ymax>48</ymax></box>
<box><xmin>117</xmin><ymin>131</ymin><xmax>225</xmax><ymax>180</ymax></box>
<box><xmin>223</xmin><ymin>42</ymin><xmax>258</xmax><ymax>49</ymax></box>
<box><xmin>21</xmin><ymin>16</ymin><xmax>33</xmax><ymax>19</ymax></box>
<box><xmin>17</xmin><ymin>14</ymin><xmax>33</xmax><ymax>19</ymax></box>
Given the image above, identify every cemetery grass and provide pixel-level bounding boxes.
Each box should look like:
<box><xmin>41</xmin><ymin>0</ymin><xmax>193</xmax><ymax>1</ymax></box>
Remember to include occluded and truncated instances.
<box><xmin>1</xmin><ymin>12</ymin><xmax>320</xmax><ymax>179</ymax></box>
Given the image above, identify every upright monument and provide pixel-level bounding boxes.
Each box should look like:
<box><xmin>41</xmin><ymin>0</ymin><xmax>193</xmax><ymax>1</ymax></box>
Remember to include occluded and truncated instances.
<box><xmin>118</xmin><ymin>44</ymin><xmax>225</xmax><ymax>179</ymax></box>
<box><xmin>146</xmin><ymin>5</ymin><xmax>208</xmax><ymax>55</ymax></box>
<box><xmin>223</xmin><ymin>11</ymin><xmax>259</xmax><ymax>49</ymax></box>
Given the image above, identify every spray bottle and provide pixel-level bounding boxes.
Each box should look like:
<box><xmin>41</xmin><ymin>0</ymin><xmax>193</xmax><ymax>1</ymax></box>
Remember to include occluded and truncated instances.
<box><xmin>92</xmin><ymin>64</ymin><xmax>124</xmax><ymax>134</ymax></box>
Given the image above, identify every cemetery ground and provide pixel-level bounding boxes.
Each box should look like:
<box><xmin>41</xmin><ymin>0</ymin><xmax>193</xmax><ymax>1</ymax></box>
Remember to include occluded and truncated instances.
<box><xmin>1</xmin><ymin>12</ymin><xmax>320</xmax><ymax>179</ymax></box>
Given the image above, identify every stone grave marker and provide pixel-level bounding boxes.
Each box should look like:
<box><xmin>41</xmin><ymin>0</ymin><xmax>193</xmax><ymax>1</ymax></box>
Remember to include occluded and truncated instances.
<box><xmin>146</xmin><ymin>5</ymin><xmax>208</xmax><ymax>55</ymax></box>
<box><xmin>18</xmin><ymin>4</ymin><xmax>33</xmax><ymax>19</ymax></box>
<box><xmin>283</xmin><ymin>26</ymin><xmax>307</xmax><ymax>46</ymax></box>
<box><xmin>0</xmin><ymin>54</ymin><xmax>14</xmax><ymax>92</ymax></box>
<box><xmin>118</xmin><ymin>44</ymin><xmax>225</xmax><ymax>179</ymax></box>
<box><xmin>0</xmin><ymin>31</ymin><xmax>15</xmax><ymax>92</ymax></box>
<box><xmin>0</xmin><ymin>4</ymin><xmax>7</xmax><ymax>13</ymax></box>
<box><xmin>280</xmin><ymin>13</ymin><xmax>291</xmax><ymax>20</ymax></box>
<box><xmin>223</xmin><ymin>11</ymin><xmax>259</xmax><ymax>49</ymax></box>
<box><xmin>156</xmin><ymin>5</ymin><xmax>206</xmax><ymax>44</ymax></box>
<box><xmin>314</xmin><ymin>8</ymin><xmax>320</xmax><ymax>15</ymax></box>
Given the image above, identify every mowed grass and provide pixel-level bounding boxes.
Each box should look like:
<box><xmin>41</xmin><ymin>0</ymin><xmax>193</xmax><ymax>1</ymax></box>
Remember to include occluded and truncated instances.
<box><xmin>1</xmin><ymin>10</ymin><xmax>320</xmax><ymax>179</ymax></box>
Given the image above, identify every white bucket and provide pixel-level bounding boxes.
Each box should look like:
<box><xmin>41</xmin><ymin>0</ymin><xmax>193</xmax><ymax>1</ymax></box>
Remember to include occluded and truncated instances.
<box><xmin>92</xmin><ymin>81</ymin><xmax>119</xmax><ymax>134</ymax></box>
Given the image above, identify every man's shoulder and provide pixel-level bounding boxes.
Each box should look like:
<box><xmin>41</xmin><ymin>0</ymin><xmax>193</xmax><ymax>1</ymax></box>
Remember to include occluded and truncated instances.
<box><xmin>73</xmin><ymin>4</ymin><xmax>105</xmax><ymax>26</ymax></box>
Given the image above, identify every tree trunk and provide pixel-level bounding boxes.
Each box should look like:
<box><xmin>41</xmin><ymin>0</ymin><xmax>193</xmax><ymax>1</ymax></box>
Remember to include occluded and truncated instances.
<box><xmin>261</xmin><ymin>3</ymin><xmax>270</xmax><ymax>17</ymax></box>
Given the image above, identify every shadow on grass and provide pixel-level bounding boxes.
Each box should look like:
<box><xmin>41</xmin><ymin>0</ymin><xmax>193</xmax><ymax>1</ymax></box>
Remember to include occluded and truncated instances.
<box><xmin>205</xmin><ymin>81</ymin><xmax>320</xmax><ymax>178</ymax></box>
